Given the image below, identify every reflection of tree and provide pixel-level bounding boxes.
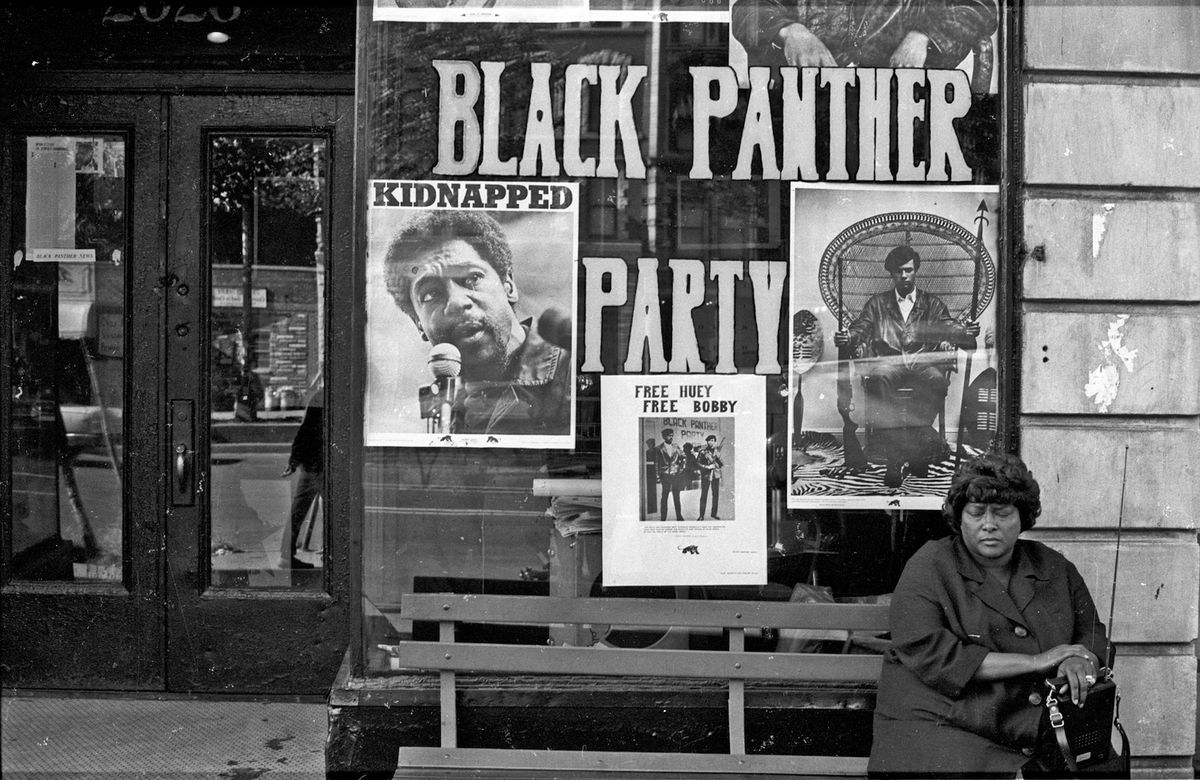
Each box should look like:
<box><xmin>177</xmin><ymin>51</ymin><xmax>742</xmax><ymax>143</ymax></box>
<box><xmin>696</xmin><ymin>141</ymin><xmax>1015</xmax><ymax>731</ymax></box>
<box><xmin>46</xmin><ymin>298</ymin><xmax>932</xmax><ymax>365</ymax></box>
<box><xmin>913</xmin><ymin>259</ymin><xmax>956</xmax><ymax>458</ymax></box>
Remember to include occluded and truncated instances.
<box><xmin>210</xmin><ymin>138</ymin><xmax>324</xmax><ymax>215</ymax></box>
<box><xmin>209</xmin><ymin>138</ymin><xmax>325</xmax><ymax>417</ymax></box>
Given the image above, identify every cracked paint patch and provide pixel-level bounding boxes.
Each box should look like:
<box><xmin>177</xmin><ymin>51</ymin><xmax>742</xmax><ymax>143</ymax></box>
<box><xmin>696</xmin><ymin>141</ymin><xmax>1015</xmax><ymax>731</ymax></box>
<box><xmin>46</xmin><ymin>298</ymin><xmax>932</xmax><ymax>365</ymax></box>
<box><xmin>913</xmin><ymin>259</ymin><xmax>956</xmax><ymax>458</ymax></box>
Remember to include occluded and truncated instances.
<box><xmin>1084</xmin><ymin>314</ymin><xmax>1137</xmax><ymax>412</ymax></box>
<box><xmin>1092</xmin><ymin>203</ymin><xmax>1115</xmax><ymax>259</ymax></box>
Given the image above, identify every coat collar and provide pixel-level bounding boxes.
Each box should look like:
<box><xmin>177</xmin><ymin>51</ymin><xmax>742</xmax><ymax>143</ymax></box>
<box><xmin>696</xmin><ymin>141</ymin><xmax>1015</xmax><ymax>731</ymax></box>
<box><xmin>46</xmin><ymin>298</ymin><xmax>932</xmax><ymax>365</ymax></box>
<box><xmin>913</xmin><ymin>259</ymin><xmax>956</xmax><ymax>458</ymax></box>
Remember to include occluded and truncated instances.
<box><xmin>953</xmin><ymin>536</ymin><xmax>1052</xmax><ymax>624</ymax></box>
<box><xmin>883</xmin><ymin>287</ymin><xmax>932</xmax><ymax>318</ymax></box>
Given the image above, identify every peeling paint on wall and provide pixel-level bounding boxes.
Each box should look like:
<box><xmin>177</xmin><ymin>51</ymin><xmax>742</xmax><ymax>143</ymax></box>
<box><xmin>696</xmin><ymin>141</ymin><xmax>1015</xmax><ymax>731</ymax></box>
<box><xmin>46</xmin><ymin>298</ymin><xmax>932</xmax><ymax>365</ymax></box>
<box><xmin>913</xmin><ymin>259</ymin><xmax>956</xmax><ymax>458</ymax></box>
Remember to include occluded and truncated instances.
<box><xmin>1092</xmin><ymin>203</ymin><xmax>1115</xmax><ymax>259</ymax></box>
<box><xmin>1083</xmin><ymin>314</ymin><xmax>1138</xmax><ymax>412</ymax></box>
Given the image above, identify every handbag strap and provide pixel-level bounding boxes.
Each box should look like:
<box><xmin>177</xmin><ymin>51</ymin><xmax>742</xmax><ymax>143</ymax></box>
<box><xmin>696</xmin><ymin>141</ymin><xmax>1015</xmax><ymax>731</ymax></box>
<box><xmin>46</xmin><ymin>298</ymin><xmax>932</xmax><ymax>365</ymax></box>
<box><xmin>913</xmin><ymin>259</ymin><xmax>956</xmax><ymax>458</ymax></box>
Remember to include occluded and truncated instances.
<box><xmin>1114</xmin><ymin>688</ymin><xmax>1130</xmax><ymax>761</ymax></box>
<box><xmin>1043</xmin><ymin>676</ymin><xmax>1129</xmax><ymax>774</ymax></box>
<box><xmin>1044</xmin><ymin>680</ymin><xmax>1080</xmax><ymax>773</ymax></box>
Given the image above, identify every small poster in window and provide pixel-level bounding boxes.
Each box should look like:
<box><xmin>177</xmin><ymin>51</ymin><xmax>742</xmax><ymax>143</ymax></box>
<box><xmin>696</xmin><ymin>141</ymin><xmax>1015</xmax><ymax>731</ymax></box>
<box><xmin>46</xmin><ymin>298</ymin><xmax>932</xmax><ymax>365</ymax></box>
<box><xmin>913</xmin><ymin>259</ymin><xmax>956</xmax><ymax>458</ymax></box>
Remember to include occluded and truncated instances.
<box><xmin>74</xmin><ymin>138</ymin><xmax>102</xmax><ymax>174</ymax></box>
<box><xmin>26</xmin><ymin>137</ymin><xmax>77</xmax><ymax>253</ymax></box>
<box><xmin>364</xmin><ymin>180</ymin><xmax>578</xmax><ymax>448</ymax></box>
<box><xmin>787</xmin><ymin>183</ymin><xmax>999</xmax><ymax>510</ymax></box>
<box><xmin>102</xmin><ymin>140</ymin><xmax>126</xmax><ymax>178</ymax></box>
<box><xmin>602</xmin><ymin>374</ymin><xmax>766</xmax><ymax>586</ymax></box>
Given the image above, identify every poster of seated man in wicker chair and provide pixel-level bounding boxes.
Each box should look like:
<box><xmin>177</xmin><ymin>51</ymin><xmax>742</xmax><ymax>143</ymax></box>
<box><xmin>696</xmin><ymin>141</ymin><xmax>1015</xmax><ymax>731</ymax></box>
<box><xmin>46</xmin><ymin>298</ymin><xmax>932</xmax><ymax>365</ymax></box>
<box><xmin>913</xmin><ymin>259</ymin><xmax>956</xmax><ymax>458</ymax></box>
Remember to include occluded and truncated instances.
<box><xmin>787</xmin><ymin>184</ymin><xmax>998</xmax><ymax>510</ymax></box>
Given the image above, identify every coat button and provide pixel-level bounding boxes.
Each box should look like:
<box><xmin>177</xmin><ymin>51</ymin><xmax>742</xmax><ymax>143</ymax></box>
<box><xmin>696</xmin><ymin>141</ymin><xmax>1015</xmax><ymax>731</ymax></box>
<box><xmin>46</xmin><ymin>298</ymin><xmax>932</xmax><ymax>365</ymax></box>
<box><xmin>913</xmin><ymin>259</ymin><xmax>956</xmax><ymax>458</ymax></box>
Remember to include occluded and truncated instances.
<box><xmin>1013</xmin><ymin>626</ymin><xmax>1029</xmax><ymax>638</ymax></box>
<box><xmin>1028</xmin><ymin>692</ymin><xmax>1042</xmax><ymax>706</ymax></box>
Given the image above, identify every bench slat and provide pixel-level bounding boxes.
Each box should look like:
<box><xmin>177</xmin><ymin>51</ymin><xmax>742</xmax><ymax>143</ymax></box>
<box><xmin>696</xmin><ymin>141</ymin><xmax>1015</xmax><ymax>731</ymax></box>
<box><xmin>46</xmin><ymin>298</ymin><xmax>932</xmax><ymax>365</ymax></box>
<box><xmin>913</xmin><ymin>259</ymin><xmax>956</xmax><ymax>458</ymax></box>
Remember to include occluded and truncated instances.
<box><xmin>400</xmin><ymin>593</ymin><xmax>890</xmax><ymax>631</ymax></box>
<box><xmin>397</xmin><ymin>747</ymin><xmax>869</xmax><ymax>776</ymax></box>
<box><xmin>396</xmin><ymin>641</ymin><xmax>883</xmax><ymax>681</ymax></box>
<box><xmin>729</xmin><ymin>628</ymin><xmax>746</xmax><ymax>755</ymax></box>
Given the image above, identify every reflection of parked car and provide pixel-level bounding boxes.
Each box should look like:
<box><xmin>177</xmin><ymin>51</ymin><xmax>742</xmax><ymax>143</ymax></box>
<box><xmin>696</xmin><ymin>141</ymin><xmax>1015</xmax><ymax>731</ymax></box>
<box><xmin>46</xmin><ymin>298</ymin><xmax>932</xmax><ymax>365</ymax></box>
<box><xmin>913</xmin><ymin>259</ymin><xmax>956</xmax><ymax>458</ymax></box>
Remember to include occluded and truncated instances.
<box><xmin>8</xmin><ymin>395</ymin><xmax>121</xmax><ymax>458</ymax></box>
<box><xmin>16</xmin><ymin>342</ymin><xmax>122</xmax><ymax>452</ymax></box>
<box><xmin>59</xmin><ymin>404</ymin><xmax>123</xmax><ymax>452</ymax></box>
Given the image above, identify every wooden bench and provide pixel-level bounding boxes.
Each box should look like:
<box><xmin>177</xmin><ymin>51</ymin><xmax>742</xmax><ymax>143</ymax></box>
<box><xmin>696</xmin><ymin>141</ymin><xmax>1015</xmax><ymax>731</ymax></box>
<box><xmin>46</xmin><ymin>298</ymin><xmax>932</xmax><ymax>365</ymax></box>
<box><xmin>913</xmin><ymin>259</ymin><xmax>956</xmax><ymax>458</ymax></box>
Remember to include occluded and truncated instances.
<box><xmin>388</xmin><ymin>592</ymin><xmax>890</xmax><ymax>776</ymax></box>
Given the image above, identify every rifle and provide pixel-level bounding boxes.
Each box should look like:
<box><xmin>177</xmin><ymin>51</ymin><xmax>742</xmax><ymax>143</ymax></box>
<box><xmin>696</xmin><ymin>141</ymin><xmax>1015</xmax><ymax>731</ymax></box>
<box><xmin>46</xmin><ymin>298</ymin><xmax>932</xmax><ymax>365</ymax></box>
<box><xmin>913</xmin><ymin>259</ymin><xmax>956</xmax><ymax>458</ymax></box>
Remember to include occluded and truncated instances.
<box><xmin>837</xmin><ymin>259</ymin><xmax>867</xmax><ymax>471</ymax></box>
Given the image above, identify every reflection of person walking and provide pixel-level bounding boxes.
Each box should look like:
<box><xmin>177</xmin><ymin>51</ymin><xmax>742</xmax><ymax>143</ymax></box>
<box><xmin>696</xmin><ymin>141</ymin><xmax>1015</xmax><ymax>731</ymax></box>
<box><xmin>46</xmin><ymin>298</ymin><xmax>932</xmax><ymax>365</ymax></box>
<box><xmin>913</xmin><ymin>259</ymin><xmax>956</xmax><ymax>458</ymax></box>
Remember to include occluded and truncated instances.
<box><xmin>282</xmin><ymin>373</ymin><xmax>323</xmax><ymax>570</ymax></box>
<box><xmin>696</xmin><ymin>435</ymin><xmax>724</xmax><ymax>520</ymax></box>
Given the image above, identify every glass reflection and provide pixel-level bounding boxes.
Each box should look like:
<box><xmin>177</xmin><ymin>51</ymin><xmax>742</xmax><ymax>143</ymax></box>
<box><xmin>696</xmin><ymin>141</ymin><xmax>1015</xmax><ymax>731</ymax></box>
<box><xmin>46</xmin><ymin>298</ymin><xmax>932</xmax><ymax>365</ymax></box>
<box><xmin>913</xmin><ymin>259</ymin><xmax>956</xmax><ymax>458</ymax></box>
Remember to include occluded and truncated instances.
<box><xmin>9</xmin><ymin>134</ymin><xmax>127</xmax><ymax>582</ymax></box>
<box><xmin>207</xmin><ymin>135</ymin><xmax>327</xmax><ymax>589</ymax></box>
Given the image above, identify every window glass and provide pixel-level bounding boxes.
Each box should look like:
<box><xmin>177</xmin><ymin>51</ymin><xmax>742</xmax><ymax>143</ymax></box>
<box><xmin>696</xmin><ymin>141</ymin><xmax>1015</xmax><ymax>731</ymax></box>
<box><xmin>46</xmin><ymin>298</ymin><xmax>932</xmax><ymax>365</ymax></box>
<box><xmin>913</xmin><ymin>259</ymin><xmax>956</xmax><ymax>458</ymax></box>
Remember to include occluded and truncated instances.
<box><xmin>207</xmin><ymin>135</ymin><xmax>328</xmax><ymax>589</ymax></box>
<box><xmin>359</xmin><ymin>10</ymin><xmax>1002</xmax><ymax>675</ymax></box>
<box><xmin>8</xmin><ymin>134</ymin><xmax>127</xmax><ymax>581</ymax></box>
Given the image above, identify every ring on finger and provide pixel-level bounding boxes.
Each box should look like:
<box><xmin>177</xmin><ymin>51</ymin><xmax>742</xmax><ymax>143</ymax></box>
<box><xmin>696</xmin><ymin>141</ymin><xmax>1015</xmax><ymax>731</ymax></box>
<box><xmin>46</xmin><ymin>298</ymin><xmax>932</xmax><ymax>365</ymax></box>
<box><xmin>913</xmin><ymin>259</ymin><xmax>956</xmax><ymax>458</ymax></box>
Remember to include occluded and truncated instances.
<box><xmin>1084</xmin><ymin>674</ymin><xmax>1096</xmax><ymax>683</ymax></box>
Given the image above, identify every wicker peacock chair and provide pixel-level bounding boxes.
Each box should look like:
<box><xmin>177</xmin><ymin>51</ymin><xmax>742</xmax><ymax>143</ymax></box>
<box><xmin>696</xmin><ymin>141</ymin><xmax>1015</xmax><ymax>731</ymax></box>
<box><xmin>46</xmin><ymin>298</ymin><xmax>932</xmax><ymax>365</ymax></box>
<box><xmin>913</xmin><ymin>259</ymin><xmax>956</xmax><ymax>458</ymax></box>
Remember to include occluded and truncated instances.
<box><xmin>817</xmin><ymin>211</ymin><xmax>996</xmax><ymax>482</ymax></box>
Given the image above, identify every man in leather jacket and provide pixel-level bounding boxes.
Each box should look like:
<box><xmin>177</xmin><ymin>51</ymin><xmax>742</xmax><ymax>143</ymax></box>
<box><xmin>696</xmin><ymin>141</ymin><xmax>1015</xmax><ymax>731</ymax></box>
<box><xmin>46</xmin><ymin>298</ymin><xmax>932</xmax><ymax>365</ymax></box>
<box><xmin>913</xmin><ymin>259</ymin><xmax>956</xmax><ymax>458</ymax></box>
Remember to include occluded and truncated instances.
<box><xmin>732</xmin><ymin>0</ymin><xmax>998</xmax><ymax>70</ymax></box>
<box><xmin>655</xmin><ymin>429</ymin><xmax>687</xmax><ymax>522</ymax></box>
<box><xmin>834</xmin><ymin>245</ymin><xmax>978</xmax><ymax>484</ymax></box>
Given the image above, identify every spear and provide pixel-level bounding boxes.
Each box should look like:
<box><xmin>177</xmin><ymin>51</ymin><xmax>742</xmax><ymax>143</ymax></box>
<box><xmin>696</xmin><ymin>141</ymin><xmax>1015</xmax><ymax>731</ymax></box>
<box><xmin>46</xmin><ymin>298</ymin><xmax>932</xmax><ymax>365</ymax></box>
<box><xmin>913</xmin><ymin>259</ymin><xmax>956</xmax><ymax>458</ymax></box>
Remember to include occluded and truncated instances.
<box><xmin>955</xmin><ymin>200</ymin><xmax>987</xmax><ymax>467</ymax></box>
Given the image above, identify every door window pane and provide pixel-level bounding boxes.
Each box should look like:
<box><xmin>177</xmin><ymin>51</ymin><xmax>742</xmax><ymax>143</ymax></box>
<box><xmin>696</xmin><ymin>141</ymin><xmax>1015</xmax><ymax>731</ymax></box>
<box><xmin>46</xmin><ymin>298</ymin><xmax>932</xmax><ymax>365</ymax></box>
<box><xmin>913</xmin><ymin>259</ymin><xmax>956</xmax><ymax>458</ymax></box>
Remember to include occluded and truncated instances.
<box><xmin>8</xmin><ymin>135</ymin><xmax>127</xmax><ymax>582</ymax></box>
<box><xmin>207</xmin><ymin>135</ymin><xmax>328</xmax><ymax>589</ymax></box>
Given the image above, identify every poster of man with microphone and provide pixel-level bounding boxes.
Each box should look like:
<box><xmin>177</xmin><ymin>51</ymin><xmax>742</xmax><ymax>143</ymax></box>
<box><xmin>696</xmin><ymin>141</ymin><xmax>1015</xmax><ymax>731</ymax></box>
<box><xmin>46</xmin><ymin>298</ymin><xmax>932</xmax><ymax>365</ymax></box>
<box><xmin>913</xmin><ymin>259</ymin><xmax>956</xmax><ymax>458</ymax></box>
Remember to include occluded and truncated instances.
<box><xmin>364</xmin><ymin>180</ymin><xmax>578</xmax><ymax>448</ymax></box>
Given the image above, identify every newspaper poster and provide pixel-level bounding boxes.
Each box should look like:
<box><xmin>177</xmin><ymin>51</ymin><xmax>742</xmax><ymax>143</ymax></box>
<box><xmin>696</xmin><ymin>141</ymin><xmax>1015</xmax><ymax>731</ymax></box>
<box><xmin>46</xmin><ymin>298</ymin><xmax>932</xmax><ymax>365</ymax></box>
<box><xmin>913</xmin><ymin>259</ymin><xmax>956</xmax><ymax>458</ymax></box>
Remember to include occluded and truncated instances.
<box><xmin>373</xmin><ymin>0</ymin><xmax>725</xmax><ymax>23</ymax></box>
<box><xmin>602</xmin><ymin>375</ymin><xmax>766</xmax><ymax>586</ymax></box>
<box><xmin>788</xmin><ymin>184</ymin><xmax>999</xmax><ymax>510</ymax></box>
<box><xmin>364</xmin><ymin>180</ymin><xmax>578</xmax><ymax>448</ymax></box>
<box><xmin>372</xmin><ymin>0</ymin><xmax>588</xmax><ymax>24</ymax></box>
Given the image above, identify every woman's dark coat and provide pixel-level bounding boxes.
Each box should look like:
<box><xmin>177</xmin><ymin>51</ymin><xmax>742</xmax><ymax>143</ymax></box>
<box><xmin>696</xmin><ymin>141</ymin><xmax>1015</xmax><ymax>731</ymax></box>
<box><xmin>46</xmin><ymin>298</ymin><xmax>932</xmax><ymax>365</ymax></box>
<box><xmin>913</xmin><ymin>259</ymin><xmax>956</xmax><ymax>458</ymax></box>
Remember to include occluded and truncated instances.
<box><xmin>868</xmin><ymin>535</ymin><xmax>1108</xmax><ymax>777</ymax></box>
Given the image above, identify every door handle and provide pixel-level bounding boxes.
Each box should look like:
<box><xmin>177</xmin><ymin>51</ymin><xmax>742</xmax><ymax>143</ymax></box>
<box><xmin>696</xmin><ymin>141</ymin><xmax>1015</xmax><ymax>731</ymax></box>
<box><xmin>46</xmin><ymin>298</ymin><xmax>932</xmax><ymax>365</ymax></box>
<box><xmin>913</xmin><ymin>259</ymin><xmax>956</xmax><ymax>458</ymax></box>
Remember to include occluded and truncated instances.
<box><xmin>175</xmin><ymin>444</ymin><xmax>190</xmax><ymax>493</ymax></box>
<box><xmin>170</xmin><ymin>399</ymin><xmax>196</xmax><ymax>506</ymax></box>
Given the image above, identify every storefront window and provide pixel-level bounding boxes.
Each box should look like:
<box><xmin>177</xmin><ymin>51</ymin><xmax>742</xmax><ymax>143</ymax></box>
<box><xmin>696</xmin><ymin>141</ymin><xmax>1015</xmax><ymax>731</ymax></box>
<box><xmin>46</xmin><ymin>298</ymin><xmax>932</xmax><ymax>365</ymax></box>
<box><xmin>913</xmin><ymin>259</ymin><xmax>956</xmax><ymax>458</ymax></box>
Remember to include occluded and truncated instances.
<box><xmin>8</xmin><ymin>134</ymin><xmax>127</xmax><ymax>582</ymax></box>
<box><xmin>357</xmin><ymin>0</ymin><xmax>1004</xmax><ymax>709</ymax></box>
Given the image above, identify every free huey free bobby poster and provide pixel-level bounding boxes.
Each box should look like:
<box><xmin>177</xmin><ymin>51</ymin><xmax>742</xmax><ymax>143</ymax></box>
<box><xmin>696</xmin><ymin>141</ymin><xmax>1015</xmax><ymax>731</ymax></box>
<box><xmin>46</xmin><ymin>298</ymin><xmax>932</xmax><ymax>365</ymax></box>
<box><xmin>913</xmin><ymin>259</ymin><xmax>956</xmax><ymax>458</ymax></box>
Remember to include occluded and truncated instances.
<box><xmin>602</xmin><ymin>374</ymin><xmax>766</xmax><ymax>586</ymax></box>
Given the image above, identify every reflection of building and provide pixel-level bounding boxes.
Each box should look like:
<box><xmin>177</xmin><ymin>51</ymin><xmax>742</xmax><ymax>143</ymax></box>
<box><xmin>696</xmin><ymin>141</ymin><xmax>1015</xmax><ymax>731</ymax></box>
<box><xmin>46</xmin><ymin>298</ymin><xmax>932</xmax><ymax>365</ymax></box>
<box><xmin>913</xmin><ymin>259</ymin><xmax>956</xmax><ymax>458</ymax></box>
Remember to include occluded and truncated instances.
<box><xmin>209</xmin><ymin>267</ymin><xmax>323</xmax><ymax>410</ymax></box>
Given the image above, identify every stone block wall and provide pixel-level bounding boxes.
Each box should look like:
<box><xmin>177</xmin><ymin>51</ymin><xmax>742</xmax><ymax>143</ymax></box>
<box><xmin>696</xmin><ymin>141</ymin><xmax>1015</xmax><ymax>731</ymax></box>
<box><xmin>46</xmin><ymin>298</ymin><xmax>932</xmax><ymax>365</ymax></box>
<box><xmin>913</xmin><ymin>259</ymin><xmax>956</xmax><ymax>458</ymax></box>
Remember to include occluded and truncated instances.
<box><xmin>1021</xmin><ymin>4</ymin><xmax>1200</xmax><ymax>775</ymax></box>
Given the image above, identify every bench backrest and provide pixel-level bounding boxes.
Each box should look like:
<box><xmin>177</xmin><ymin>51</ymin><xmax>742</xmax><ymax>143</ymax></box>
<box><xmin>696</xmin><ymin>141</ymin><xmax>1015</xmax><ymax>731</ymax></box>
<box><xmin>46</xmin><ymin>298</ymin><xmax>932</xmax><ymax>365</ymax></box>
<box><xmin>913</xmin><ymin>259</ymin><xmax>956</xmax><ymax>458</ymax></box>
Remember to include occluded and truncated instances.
<box><xmin>389</xmin><ymin>593</ymin><xmax>889</xmax><ymax>775</ymax></box>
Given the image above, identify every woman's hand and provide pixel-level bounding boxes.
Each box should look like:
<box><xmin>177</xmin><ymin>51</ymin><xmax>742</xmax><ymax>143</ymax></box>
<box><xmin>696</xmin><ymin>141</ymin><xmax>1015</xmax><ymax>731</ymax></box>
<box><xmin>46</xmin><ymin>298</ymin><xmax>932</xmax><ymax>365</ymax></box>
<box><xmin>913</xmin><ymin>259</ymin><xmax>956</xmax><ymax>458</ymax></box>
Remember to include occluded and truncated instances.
<box><xmin>1055</xmin><ymin>655</ymin><xmax>1098</xmax><ymax>707</ymax></box>
<box><xmin>1034</xmin><ymin>643</ymin><xmax>1099</xmax><ymax>674</ymax></box>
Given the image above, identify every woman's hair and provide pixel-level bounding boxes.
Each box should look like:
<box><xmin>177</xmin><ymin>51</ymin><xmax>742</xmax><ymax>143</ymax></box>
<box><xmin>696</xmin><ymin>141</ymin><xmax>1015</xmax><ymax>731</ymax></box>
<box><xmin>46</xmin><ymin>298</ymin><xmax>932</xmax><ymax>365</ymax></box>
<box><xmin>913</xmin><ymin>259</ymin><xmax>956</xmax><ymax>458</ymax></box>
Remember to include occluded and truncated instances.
<box><xmin>943</xmin><ymin>452</ymin><xmax>1042</xmax><ymax>533</ymax></box>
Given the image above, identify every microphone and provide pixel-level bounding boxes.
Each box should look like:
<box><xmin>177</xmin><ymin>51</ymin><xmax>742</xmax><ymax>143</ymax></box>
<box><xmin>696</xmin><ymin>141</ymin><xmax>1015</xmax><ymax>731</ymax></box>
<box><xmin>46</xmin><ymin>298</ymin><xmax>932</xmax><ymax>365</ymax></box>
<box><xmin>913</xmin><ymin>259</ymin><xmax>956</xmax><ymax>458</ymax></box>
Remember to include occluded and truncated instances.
<box><xmin>537</xmin><ymin>306</ymin><xmax>573</xmax><ymax>351</ymax></box>
<box><xmin>427</xmin><ymin>343</ymin><xmax>461</xmax><ymax>434</ymax></box>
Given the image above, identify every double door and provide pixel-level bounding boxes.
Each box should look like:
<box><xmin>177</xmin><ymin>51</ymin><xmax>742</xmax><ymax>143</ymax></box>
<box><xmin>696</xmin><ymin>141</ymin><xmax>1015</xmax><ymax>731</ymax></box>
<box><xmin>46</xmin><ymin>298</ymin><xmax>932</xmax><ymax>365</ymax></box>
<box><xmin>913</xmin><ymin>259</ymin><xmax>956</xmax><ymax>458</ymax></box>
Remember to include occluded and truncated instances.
<box><xmin>2</xmin><ymin>91</ymin><xmax>352</xmax><ymax>693</ymax></box>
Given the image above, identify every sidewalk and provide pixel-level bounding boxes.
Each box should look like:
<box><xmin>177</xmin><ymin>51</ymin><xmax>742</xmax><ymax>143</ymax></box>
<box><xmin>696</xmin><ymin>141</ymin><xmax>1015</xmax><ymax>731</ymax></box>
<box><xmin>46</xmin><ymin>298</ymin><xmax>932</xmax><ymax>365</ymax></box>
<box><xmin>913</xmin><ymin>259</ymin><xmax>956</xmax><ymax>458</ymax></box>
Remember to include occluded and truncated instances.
<box><xmin>1</xmin><ymin>694</ymin><xmax>326</xmax><ymax>779</ymax></box>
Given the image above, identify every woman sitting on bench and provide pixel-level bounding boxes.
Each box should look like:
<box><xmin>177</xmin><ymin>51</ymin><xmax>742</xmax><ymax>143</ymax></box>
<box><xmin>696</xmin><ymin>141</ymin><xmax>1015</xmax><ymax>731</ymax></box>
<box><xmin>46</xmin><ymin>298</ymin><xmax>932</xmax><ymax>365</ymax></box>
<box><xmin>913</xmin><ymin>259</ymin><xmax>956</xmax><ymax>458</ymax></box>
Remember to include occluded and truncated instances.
<box><xmin>868</xmin><ymin>453</ymin><xmax>1106</xmax><ymax>777</ymax></box>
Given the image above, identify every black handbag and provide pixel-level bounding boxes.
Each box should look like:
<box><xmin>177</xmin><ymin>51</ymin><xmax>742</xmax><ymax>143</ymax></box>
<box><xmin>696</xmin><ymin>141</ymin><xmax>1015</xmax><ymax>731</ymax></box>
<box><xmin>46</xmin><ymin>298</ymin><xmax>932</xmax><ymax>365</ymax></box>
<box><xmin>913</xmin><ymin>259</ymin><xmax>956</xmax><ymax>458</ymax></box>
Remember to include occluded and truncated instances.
<box><xmin>1032</xmin><ymin>673</ymin><xmax>1130</xmax><ymax>778</ymax></box>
